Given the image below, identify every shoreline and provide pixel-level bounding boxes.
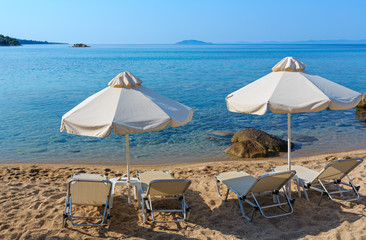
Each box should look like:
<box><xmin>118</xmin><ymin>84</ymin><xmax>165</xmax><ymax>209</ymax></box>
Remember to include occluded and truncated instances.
<box><xmin>2</xmin><ymin>148</ymin><xmax>366</xmax><ymax>166</ymax></box>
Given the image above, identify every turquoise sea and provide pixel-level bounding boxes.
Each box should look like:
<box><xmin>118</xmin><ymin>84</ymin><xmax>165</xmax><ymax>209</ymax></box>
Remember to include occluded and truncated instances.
<box><xmin>1</xmin><ymin>44</ymin><xmax>366</xmax><ymax>165</ymax></box>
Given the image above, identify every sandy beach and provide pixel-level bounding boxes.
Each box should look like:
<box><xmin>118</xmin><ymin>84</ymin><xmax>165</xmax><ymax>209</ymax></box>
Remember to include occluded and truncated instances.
<box><xmin>1</xmin><ymin>149</ymin><xmax>366</xmax><ymax>240</ymax></box>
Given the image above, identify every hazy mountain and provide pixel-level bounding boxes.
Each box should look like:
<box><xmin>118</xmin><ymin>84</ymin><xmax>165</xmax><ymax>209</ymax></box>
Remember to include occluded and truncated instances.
<box><xmin>176</xmin><ymin>40</ymin><xmax>213</xmax><ymax>45</ymax></box>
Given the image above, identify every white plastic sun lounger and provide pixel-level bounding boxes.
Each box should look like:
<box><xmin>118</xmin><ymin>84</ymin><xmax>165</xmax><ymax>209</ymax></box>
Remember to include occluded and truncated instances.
<box><xmin>273</xmin><ymin>158</ymin><xmax>363</xmax><ymax>205</ymax></box>
<box><xmin>215</xmin><ymin>170</ymin><xmax>296</xmax><ymax>221</ymax></box>
<box><xmin>138</xmin><ymin>170</ymin><xmax>191</xmax><ymax>223</ymax></box>
<box><xmin>63</xmin><ymin>173</ymin><xmax>113</xmax><ymax>227</ymax></box>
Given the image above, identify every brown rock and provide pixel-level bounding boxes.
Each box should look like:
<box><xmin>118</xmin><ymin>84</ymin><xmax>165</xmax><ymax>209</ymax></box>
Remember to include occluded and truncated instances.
<box><xmin>356</xmin><ymin>93</ymin><xmax>366</xmax><ymax>108</ymax></box>
<box><xmin>72</xmin><ymin>43</ymin><xmax>90</xmax><ymax>47</ymax></box>
<box><xmin>231</xmin><ymin>128</ymin><xmax>292</xmax><ymax>152</ymax></box>
<box><xmin>224</xmin><ymin>140</ymin><xmax>268</xmax><ymax>158</ymax></box>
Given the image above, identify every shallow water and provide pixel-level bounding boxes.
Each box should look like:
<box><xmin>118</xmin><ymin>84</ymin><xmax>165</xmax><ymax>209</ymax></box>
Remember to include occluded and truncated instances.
<box><xmin>1</xmin><ymin>44</ymin><xmax>366</xmax><ymax>164</ymax></box>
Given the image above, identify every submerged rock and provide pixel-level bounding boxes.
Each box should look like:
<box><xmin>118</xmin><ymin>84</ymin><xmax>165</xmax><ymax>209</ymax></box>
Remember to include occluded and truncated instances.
<box><xmin>210</xmin><ymin>131</ymin><xmax>235</xmax><ymax>137</ymax></box>
<box><xmin>293</xmin><ymin>135</ymin><xmax>319</xmax><ymax>142</ymax></box>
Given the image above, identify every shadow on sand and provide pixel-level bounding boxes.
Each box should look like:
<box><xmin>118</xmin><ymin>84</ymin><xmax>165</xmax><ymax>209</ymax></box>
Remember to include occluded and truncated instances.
<box><xmin>63</xmin><ymin>167</ymin><xmax>365</xmax><ymax>239</ymax></box>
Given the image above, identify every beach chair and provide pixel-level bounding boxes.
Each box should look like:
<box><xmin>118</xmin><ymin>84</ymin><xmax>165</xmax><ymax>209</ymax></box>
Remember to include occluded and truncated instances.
<box><xmin>138</xmin><ymin>170</ymin><xmax>191</xmax><ymax>223</ymax></box>
<box><xmin>63</xmin><ymin>173</ymin><xmax>113</xmax><ymax>227</ymax></box>
<box><xmin>273</xmin><ymin>158</ymin><xmax>363</xmax><ymax>205</ymax></box>
<box><xmin>214</xmin><ymin>170</ymin><xmax>296</xmax><ymax>221</ymax></box>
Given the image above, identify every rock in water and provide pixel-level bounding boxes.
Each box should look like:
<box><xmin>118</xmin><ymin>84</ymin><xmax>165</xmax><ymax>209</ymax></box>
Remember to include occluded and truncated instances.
<box><xmin>231</xmin><ymin>128</ymin><xmax>292</xmax><ymax>152</ymax></box>
<box><xmin>72</xmin><ymin>43</ymin><xmax>90</xmax><ymax>47</ymax></box>
<box><xmin>356</xmin><ymin>93</ymin><xmax>366</xmax><ymax>108</ymax></box>
<box><xmin>224</xmin><ymin>140</ymin><xmax>268</xmax><ymax>158</ymax></box>
<box><xmin>225</xmin><ymin>128</ymin><xmax>294</xmax><ymax>158</ymax></box>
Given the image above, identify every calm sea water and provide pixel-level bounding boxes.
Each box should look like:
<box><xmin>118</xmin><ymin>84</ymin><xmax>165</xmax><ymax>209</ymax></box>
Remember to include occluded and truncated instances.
<box><xmin>1</xmin><ymin>44</ymin><xmax>366</xmax><ymax>165</ymax></box>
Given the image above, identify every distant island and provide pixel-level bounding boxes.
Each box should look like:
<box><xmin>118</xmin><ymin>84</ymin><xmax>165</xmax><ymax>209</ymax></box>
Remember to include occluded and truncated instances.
<box><xmin>0</xmin><ymin>35</ymin><xmax>20</xmax><ymax>46</ymax></box>
<box><xmin>72</xmin><ymin>43</ymin><xmax>90</xmax><ymax>47</ymax></box>
<box><xmin>176</xmin><ymin>40</ymin><xmax>213</xmax><ymax>45</ymax></box>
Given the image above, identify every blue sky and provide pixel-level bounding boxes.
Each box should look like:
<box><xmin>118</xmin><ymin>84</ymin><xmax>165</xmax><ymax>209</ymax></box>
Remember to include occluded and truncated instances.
<box><xmin>1</xmin><ymin>0</ymin><xmax>366</xmax><ymax>44</ymax></box>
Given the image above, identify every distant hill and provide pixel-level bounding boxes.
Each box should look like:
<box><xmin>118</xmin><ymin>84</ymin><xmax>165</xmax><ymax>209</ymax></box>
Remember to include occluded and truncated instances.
<box><xmin>0</xmin><ymin>35</ymin><xmax>20</xmax><ymax>46</ymax></box>
<box><xmin>17</xmin><ymin>39</ymin><xmax>65</xmax><ymax>44</ymax></box>
<box><xmin>176</xmin><ymin>40</ymin><xmax>213</xmax><ymax>45</ymax></box>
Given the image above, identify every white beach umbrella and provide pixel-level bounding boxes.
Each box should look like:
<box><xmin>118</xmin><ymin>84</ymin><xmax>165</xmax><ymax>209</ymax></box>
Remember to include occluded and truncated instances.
<box><xmin>226</xmin><ymin>57</ymin><xmax>361</xmax><ymax>196</ymax></box>
<box><xmin>60</xmin><ymin>72</ymin><xmax>193</xmax><ymax>203</ymax></box>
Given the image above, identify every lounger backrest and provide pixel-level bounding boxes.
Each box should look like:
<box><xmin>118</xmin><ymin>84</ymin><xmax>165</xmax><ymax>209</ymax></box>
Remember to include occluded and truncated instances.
<box><xmin>249</xmin><ymin>171</ymin><xmax>296</xmax><ymax>193</ymax></box>
<box><xmin>139</xmin><ymin>170</ymin><xmax>174</xmax><ymax>184</ymax></box>
<box><xmin>69</xmin><ymin>174</ymin><xmax>112</xmax><ymax>206</ymax></box>
<box><xmin>315</xmin><ymin>158</ymin><xmax>363</xmax><ymax>182</ymax></box>
<box><xmin>146</xmin><ymin>179</ymin><xmax>191</xmax><ymax>196</ymax></box>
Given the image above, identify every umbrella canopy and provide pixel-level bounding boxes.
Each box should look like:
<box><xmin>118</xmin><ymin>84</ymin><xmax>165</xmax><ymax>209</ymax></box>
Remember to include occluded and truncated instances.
<box><xmin>61</xmin><ymin>72</ymin><xmax>193</xmax><ymax>203</ymax></box>
<box><xmin>226</xmin><ymin>57</ymin><xmax>361</xmax><ymax>115</ymax></box>
<box><xmin>225</xmin><ymin>57</ymin><xmax>361</xmax><ymax>197</ymax></box>
<box><xmin>61</xmin><ymin>72</ymin><xmax>193</xmax><ymax>136</ymax></box>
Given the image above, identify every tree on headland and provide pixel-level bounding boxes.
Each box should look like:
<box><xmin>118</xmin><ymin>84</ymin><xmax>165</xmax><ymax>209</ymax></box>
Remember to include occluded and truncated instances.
<box><xmin>0</xmin><ymin>34</ymin><xmax>21</xmax><ymax>46</ymax></box>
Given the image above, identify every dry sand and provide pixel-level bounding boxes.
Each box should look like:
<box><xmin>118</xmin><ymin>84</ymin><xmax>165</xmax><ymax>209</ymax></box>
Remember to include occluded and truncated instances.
<box><xmin>1</xmin><ymin>149</ymin><xmax>366</xmax><ymax>240</ymax></box>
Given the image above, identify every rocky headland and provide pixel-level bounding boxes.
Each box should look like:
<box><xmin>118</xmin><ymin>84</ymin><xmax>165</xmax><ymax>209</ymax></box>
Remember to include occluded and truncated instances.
<box><xmin>0</xmin><ymin>34</ymin><xmax>20</xmax><ymax>46</ymax></box>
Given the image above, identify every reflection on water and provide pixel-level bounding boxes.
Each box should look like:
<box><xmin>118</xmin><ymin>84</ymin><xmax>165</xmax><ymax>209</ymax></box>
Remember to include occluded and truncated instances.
<box><xmin>356</xmin><ymin>108</ymin><xmax>366</xmax><ymax>122</ymax></box>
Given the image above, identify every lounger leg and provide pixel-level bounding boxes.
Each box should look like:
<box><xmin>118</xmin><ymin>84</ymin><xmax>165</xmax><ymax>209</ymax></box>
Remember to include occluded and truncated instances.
<box><xmin>215</xmin><ymin>176</ymin><xmax>231</xmax><ymax>201</ymax></box>
<box><xmin>107</xmin><ymin>205</ymin><xmax>111</xmax><ymax>228</ymax></box>
<box><xmin>141</xmin><ymin>197</ymin><xmax>147</xmax><ymax>223</ymax></box>
<box><xmin>148</xmin><ymin>196</ymin><xmax>156</xmax><ymax>222</ymax></box>
<box><xmin>215</xmin><ymin>176</ymin><xmax>225</xmax><ymax>200</ymax></box>
<box><xmin>296</xmin><ymin>180</ymin><xmax>301</xmax><ymax>198</ymax></box>
<box><xmin>110</xmin><ymin>182</ymin><xmax>115</xmax><ymax>207</ymax></box>
<box><xmin>317</xmin><ymin>192</ymin><xmax>327</xmax><ymax>206</ymax></box>
<box><xmin>335</xmin><ymin>182</ymin><xmax>344</xmax><ymax>197</ymax></box>
<box><xmin>275</xmin><ymin>193</ymin><xmax>282</xmax><ymax>209</ymax></box>
<box><xmin>225</xmin><ymin>189</ymin><xmax>230</xmax><ymax>201</ymax></box>
<box><xmin>301</xmin><ymin>182</ymin><xmax>309</xmax><ymax>201</ymax></box>
<box><xmin>134</xmin><ymin>186</ymin><xmax>137</xmax><ymax>200</ymax></box>
<box><xmin>182</xmin><ymin>194</ymin><xmax>190</xmax><ymax>221</ymax></box>
<box><xmin>137</xmin><ymin>189</ymin><xmax>141</xmax><ymax>208</ymax></box>
<box><xmin>237</xmin><ymin>196</ymin><xmax>253</xmax><ymax>222</ymax></box>
<box><xmin>348</xmin><ymin>176</ymin><xmax>361</xmax><ymax>199</ymax></box>
<box><xmin>63</xmin><ymin>191</ymin><xmax>70</xmax><ymax>227</ymax></box>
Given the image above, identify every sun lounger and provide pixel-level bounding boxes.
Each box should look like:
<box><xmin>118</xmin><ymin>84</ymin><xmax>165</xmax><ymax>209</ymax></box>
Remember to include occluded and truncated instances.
<box><xmin>215</xmin><ymin>170</ymin><xmax>296</xmax><ymax>221</ymax></box>
<box><xmin>63</xmin><ymin>173</ymin><xmax>113</xmax><ymax>227</ymax></box>
<box><xmin>138</xmin><ymin>170</ymin><xmax>191</xmax><ymax>223</ymax></box>
<box><xmin>273</xmin><ymin>158</ymin><xmax>363</xmax><ymax>205</ymax></box>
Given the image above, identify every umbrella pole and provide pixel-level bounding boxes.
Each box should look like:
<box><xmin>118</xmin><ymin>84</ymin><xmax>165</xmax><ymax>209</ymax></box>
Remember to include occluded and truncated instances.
<box><xmin>287</xmin><ymin>113</ymin><xmax>292</xmax><ymax>199</ymax></box>
<box><xmin>126</xmin><ymin>134</ymin><xmax>131</xmax><ymax>204</ymax></box>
